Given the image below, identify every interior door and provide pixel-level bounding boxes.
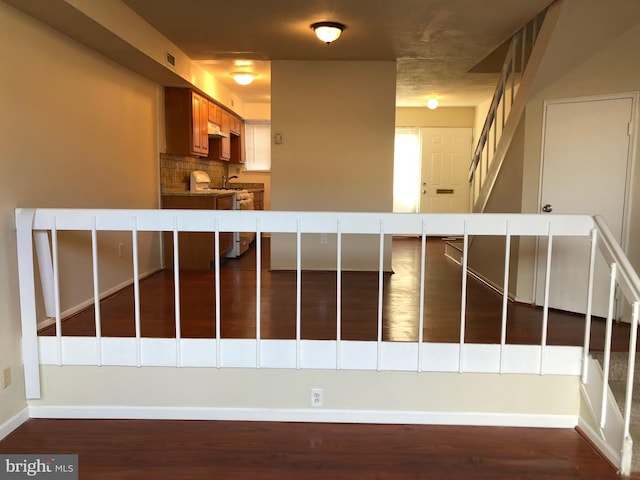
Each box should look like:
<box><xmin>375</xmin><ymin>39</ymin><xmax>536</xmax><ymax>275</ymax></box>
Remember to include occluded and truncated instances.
<box><xmin>419</xmin><ymin>128</ymin><xmax>472</xmax><ymax>213</ymax></box>
<box><xmin>535</xmin><ymin>94</ymin><xmax>635</xmax><ymax>317</ymax></box>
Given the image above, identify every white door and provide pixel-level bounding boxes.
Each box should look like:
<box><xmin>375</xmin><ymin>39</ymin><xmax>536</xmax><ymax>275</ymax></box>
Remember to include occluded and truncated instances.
<box><xmin>535</xmin><ymin>94</ymin><xmax>635</xmax><ymax>317</ymax></box>
<box><xmin>419</xmin><ymin>128</ymin><xmax>472</xmax><ymax>213</ymax></box>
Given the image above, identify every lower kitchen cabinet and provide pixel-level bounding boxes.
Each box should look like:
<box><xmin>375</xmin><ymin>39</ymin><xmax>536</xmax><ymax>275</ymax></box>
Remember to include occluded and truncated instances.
<box><xmin>252</xmin><ymin>190</ymin><xmax>264</xmax><ymax>210</ymax></box>
<box><xmin>161</xmin><ymin>194</ymin><xmax>233</xmax><ymax>269</ymax></box>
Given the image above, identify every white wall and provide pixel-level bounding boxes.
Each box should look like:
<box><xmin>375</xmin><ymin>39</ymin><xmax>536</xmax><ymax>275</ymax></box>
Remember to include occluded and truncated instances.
<box><xmin>270</xmin><ymin>61</ymin><xmax>396</xmax><ymax>270</ymax></box>
<box><xmin>0</xmin><ymin>3</ymin><xmax>162</xmax><ymax>431</ymax></box>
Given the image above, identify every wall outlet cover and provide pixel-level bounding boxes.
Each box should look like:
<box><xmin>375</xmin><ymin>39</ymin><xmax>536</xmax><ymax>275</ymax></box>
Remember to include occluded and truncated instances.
<box><xmin>2</xmin><ymin>367</ymin><xmax>10</xmax><ymax>389</ymax></box>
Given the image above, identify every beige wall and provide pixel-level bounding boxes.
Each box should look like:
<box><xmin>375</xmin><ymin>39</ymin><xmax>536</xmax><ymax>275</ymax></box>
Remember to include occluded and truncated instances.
<box><xmin>31</xmin><ymin>366</ymin><xmax>580</xmax><ymax>422</ymax></box>
<box><xmin>270</xmin><ymin>61</ymin><xmax>396</xmax><ymax>270</ymax></box>
<box><xmin>469</xmin><ymin>116</ymin><xmax>527</xmax><ymax>295</ymax></box>
<box><xmin>396</xmin><ymin>107</ymin><xmax>476</xmax><ymax>128</ymax></box>
<box><xmin>473</xmin><ymin>97</ymin><xmax>492</xmax><ymax>149</ymax></box>
<box><xmin>0</xmin><ymin>3</ymin><xmax>162</xmax><ymax>428</ymax></box>
<box><xmin>61</xmin><ymin>0</ymin><xmax>244</xmax><ymax>115</ymax></box>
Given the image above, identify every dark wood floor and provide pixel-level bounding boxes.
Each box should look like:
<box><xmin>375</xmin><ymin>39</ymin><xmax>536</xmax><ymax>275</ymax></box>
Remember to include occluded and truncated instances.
<box><xmin>0</xmin><ymin>419</ymin><xmax>620</xmax><ymax>479</ymax></box>
<box><xmin>41</xmin><ymin>237</ymin><xmax>633</xmax><ymax>351</ymax></box>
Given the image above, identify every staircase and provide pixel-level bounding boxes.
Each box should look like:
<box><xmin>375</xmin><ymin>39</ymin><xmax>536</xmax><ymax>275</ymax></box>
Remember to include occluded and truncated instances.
<box><xmin>593</xmin><ymin>352</ymin><xmax>640</xmax><ymax>473</ymax></box>
<box><xmin>468</xmin><ymin>6</ymin><xmax>555</xmax><ymax>213</ymax></box>
<box><xmin>468</xmin><ymin>3</ymin><xmax>640</xmax><ymax>475</ymax></box>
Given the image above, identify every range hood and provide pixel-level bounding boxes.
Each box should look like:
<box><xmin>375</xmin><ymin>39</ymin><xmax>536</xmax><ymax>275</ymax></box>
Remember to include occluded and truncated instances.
<box><xmin>208</xmin><ymin>122</ymin><xmax>229</xmax><ymax>138</ymax></box>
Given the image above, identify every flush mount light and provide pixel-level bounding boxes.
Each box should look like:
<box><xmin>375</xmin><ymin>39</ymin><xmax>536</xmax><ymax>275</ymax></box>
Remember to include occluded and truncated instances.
<box><xmin>426</xmin><ymin>97</ymin><xmax>439</xmax><ymax>110</ymax></box>
<box><xmin>311</xmin><ymin>21</ymin><xmax>346</xmax><ymax>44</ymax></box>
<box><xmin>231</xmin><ymin>72</ymin><xmax>256</xmax><ymax>86</ymax></box>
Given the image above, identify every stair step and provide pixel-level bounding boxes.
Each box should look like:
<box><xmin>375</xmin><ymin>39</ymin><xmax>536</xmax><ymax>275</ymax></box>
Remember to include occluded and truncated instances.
<box><xmin>591</xmin><ymin>352</ymin><xmax>640</xmax><ymax>384</ymax></box>
<box><xmin>444</xmin><ymin>238</ymin><xmax>463</xmax><ymax>265</ymax></box>
<box><xmin>609</xmin><ymin>381</ymin><xmax>640</xmax><ymax>424</ymax></box>
<box><xmin>631</xmin><ymin>425</ymin><xmax>640</xmax><ymax>473</ymax></box>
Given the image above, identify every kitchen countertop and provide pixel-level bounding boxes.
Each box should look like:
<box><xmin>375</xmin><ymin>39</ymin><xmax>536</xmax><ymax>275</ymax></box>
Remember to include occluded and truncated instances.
<box><xmin>227</xmin><ymin>182</ymin><xmax>264</xmax><ymax>190</ymax></box>
<box><xmin>162</xmin><ymin>183</ymin><xmax>264</xmax><ymax>196</ymax></box>
<box><xmin>161</xmin><ymin>190</ymin><xmax>235</xmax><ymax>197</ymax></box>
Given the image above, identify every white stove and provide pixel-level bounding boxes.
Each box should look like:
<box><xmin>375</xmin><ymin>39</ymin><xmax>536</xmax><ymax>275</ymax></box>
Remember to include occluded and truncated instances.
<box><xmin>188</xmin><ymin>171</ymin><xmax>255</xmax><ymax>258</ymax></box>
<box><xmin>227</xmin><ymin>190</ymin><xmax>255</xmax><ymax>258</ymax></box>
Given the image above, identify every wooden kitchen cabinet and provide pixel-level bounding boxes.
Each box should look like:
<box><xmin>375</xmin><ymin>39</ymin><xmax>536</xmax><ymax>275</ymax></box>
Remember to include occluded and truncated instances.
<box><xmin>162</xmin><ymin>194</ymin><xmax>234</xmax><ymax>269</ymax></box>
<box><xmin>230</xmin><ymin>115</ymin><xmax>242</xmax><ymax>135</ymax></box>
<box><xmin>208</xmin><ymin>102</ymin><xmax>222</xmax><ymax>125</ymax></box>
<box><xmin>165</xmin><ymin>88</ymin><xmax>209</xmax><ymax>157</ymax></box>
<box><xmin>229</xmin><ymin>119</ymin><xmax>246</xmax><ymax>164</ymax></box>
<box><xmin>252</xmin><ymin>190</ymin><xmax>264</xmax><ymax>210</ymax></box>
<box><xmin>208</xmin><ymin>110</ymin><xmax>231</xmax><ymax>162</ymax></box>
<box><xmin>220</xmin><ymin>111</ymin><xmax>231</xmax><ymax>160</ymax></box>
<box><xmin>193</xmin><ymin>93</ymin><xmax>209</xmax><ymax>155</ymax></box>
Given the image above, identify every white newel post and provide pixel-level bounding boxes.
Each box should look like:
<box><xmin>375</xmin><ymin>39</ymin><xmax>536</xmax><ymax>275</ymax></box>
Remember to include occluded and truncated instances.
<box><xmin>15</xmin><ymin>208</ymin><xmax>41</xmax><ymax>399</ymax></box>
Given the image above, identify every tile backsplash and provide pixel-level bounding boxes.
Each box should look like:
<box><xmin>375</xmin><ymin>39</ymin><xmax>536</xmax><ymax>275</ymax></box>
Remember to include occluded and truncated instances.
<box><xmin>160</xmin><ymin>153</ymin><xmax>227</xmax><ymax>193</ymax></box>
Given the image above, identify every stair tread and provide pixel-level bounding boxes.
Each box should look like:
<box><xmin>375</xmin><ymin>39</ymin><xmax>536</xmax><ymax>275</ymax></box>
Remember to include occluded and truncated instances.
<box><xmin>591</xmin><ymin>352</ymin><xmax>640</xmax><ymax>383</ymax></box>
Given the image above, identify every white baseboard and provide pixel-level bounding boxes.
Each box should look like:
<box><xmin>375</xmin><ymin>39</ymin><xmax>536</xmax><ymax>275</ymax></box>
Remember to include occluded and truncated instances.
<box><xmin>0</xmin><ymin>407</ymin><xmax>30</xmax><ymax>441</ymax></box>
<box><xmin>445</xmin><ymin>251</ymin><xmax>518</xmax><ymax>303</ymax></box>
<box><xmin>28</xmin><ymin>405</ymin><xmax>577</xmax><ymax>429</ymax></box>
<box><xmin>37</xmin><ymin>268</ymin><xmax>161</xmax><ymax>330</ymax></box>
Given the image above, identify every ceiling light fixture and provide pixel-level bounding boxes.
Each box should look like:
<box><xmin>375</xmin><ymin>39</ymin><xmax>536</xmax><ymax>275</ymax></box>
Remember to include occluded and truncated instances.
<box><xmin>426</xmin><ymin>97</ymin><xmax>439</xmax><ymax>110</ymax></box>
<box><xmin>311</xmin><ymin>21</ymin><xmax>346</xmax><ymax>45</ymax></box>
<box><xmin>231</xmin><ymin>72</ymin><xmax>256</xmax><ymax>86</ymax></box>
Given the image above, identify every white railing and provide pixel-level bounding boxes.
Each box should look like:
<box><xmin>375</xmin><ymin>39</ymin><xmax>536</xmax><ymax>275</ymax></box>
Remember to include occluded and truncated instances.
<box><xmin>15</xmin><ymin>208</ymin><xmax>640</xmax><ymax>474</ymax></box>
<box><xmin>584</xmin><ymin>217</ymin><xmax>640</xmax><ymax>475</ymax></box>
<box><xmin>469</xmin><ymin>9</ymin><xmax>546</xmax><ymax>211</ymax></box>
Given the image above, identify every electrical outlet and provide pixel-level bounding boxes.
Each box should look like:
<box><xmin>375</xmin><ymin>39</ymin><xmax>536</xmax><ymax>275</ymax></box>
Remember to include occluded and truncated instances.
<box><xmin>311</xmin><ymin>388</ymin><xmax>323</xmax><ymax>408</ymax></box>
<box><xmin>320</xmin><ymin>233</ymin><xmax>327</xmax><ymax>244</ymax></box>
<box><xmin>2</xmin><ymin>367</ymin><xmax>10</xmax><ymax>389</ymax></box>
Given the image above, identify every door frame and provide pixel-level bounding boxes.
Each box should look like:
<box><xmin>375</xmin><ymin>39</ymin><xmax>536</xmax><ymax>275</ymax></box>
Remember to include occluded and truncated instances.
<box><xmin>533</xmin><ymin>92</ymin><xmax>639</xmax><ymax>313</ymax></box>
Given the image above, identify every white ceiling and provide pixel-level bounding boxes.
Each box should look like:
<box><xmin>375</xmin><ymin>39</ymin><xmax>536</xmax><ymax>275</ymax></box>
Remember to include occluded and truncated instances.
<box><xmin>122</xmin><ymin>0</ymin><xmax>553</xmax><ymax>107</ymax></box>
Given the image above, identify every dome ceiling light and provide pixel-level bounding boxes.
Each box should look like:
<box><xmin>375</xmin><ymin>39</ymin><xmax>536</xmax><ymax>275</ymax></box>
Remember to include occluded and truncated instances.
<box><xmin>231</xmin><ymin>72</ymin><xmax>256</xmax><ymax>86</ymax></box>
<box><xmin>311</xmin><ymin>21</ymin><xmax>346</xmax><ymax>45</ymax></box>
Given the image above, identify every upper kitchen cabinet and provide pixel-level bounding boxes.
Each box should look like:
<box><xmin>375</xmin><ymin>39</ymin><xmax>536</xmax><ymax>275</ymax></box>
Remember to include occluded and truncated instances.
<box><xmin>208</xmin><ymin>102</ymin><xmax>222</xmax><ymax>126</ymax></box>
<box><xmin>165</xmin><ymin>88</ymin><xmax>209</xmax><ymax>157</ymax></box>
<box><xmin>229</xmin><ymin>119</ymin><xmax>246</xmax><ymax>164</ymax></box>
<box><xmin>208</xmin><ymin>109</ymin><xmax>231</xmax><ymax>162</ymax></box>
<box><xmin>230</xmin><ymin>115</ymin><xmax>242</xmax><ymax>135</ymax></box>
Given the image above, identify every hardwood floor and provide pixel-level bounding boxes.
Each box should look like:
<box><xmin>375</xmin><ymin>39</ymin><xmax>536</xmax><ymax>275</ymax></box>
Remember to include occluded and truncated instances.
<box><xmin>40</xmin><ymin>237</ymin><xmax>634</xmax><ymax>351</ymax></box>
<box><xmin>0</xmin><ymin>419</ymin><xmax>620</xmax><ymax>479</ymax></box>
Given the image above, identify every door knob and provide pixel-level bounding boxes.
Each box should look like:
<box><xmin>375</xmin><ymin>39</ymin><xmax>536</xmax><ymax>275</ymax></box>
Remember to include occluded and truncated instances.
<box><xmin>542</xmin><ymin>204</ymin><xmax>553</xmax><ymax>213</ymax></box>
